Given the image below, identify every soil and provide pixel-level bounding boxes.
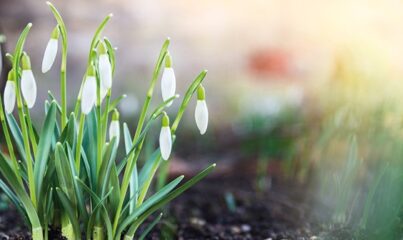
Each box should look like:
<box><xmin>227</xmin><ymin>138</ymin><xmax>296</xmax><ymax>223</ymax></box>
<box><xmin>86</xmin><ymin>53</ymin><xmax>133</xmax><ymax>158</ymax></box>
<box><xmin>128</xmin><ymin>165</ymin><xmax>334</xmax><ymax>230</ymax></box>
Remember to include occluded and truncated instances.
<box><xmin>144</xmin><ymin>175</ymin><xmax>320</xmax><ymax>240</ymax></box>
<box><xmin>0</xmin><ymin>173</ymin><xmax>340</xmax><ymax>240</ymax></box>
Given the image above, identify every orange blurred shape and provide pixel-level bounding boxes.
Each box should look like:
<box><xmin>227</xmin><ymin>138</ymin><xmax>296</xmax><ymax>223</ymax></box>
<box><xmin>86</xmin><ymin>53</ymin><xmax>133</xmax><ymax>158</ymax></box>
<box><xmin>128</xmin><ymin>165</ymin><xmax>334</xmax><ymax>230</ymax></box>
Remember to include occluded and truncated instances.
<box><xmin>248</xmin><ymin>49</ymin><xmax>291</xmax><ymax>77</ymax></box>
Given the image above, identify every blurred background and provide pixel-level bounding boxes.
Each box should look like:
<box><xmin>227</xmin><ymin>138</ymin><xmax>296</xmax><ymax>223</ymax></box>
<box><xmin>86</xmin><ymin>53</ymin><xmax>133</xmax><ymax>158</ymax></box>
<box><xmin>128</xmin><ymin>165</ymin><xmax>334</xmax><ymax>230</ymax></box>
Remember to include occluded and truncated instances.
<box><xmin>2</xmin><ymin>0</ymin><xmax>403</xmax><ymax>238</ymax></box>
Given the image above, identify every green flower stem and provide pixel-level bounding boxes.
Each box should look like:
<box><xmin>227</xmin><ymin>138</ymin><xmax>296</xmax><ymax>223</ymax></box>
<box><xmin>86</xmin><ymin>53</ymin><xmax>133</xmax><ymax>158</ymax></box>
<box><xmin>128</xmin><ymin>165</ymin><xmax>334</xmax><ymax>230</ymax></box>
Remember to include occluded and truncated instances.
<box><xmin>93</xmin><ymin>225</ymin><xmax>104</xmax><ymax>240</ymax></box>
<box><xmin>16</xmin><ymin>92</ymin><xmax>36</xmax><ymax>207</ymax></box>
<box><xmin>0</xmin><ymin>96</ymin><xmax>22</xmax><ymax>185</ymax></box>
<box><xmin>111</xmin><ymin>39</ymin><xmax>169</xmax><ymax>235</ymax></box>
<box><xmin>101</xmin><ymin>90</ymin><xmax>111</xmax><ymax>144</ymax></box>
<box><xmin>75</xmin><ymin>114</ymin><xmax>85</xmax><ymax>172</ymax></box>
<box><xmin>24</xmin><ymin>103</ymin><xmax>37</xmax><ymax>155</ymax></box>
<box><xmin>126</xmin><ymin>71</ymin><xmax>206</xmax><ymax>237</ymax></box>
<box><xmin>96</xmin><ymin>81</ymin><xmax>102</xmax><ymax>175</ymax></box>
<box><xmin>32</xmin><ymin>227</ymin><xmax>44</xmax><ymax>240</ymax></box>
<box><xmin>47</xmin><ymin>2</ymin><xmax>68</xmax><ymax>129</ymax></box>
<box><xmin>157</xmin><ymin>70</ymin><xmax>207</xmax><ymax>191</ymax></box>
<box><xmin>61</xmin><ymin>214</ymin><xmax>75</xmax><ymax>239</ymax></box>
<box><xmin>74</xmin><ymin>76</ymin><xmax>85</xmax><ymax>117</ymax></box>
<box><xmin>12</xmin><ymin>23</ymin><xmax>36</xmax><ymax>208</ymax></box>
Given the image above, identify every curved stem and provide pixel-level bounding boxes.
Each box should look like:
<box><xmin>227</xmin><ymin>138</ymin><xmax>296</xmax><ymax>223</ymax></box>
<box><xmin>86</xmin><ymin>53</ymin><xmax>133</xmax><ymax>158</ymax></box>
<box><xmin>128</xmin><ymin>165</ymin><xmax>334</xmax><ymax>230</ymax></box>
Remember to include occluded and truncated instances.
<box><xmin>12</xmin><ymin>23</ymin><xmax>36</xmax><ymax>207</ymax></box>
<box><xmin>75</xmin><ymin>114</ymin><xmax>85</xmax><ymax>172</ymax></box>
<box><xmin>112</xmin><ymin>39</ymin><xmax>169</xmax><ymax>235</ymax></box>
<box><xmin>24</xmin><ymin>103</ymin><xmax>37</xmax><ymax>155</ymax></box>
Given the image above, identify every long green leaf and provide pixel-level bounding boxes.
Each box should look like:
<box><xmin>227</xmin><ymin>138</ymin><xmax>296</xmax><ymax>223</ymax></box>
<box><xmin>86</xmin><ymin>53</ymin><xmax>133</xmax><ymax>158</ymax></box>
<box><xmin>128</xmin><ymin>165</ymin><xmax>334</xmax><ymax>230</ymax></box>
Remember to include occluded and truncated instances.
<box><xmin>119</xmin><ymin>164</ymin><xmax>215</xmax><ymax>238</ymax></box>
<box><xmin>6</xmin><ymin>114</ymin><xmax>26</xmax><ymax>161</ymax></box>
<box><xmin>55</xmin><ymin>188</ymin><xmax>81</xmax><ymax>240</ymax></box>
<box><xmin>34</xmin><ymin>102</ymin><xmax>57</xmax><ymax>197</ymax></box>
<box><xmin>97</xmin><ymin>138</ymin><xmax>117</xmax><ymax>197</ymax></box>
<box><xmin>0</xmin><ymin>152</ymin><xmax>43</xmax><ymax>239</ymax></box>
<box><xmin>117</xmin><ymin>175</ymin><xmax>184</xmax><ymax>236</ymax></box>
<box><xmin>138</xmin><ymin>213</ymin><xmax>163</xmax><ymax>240</ymax></box>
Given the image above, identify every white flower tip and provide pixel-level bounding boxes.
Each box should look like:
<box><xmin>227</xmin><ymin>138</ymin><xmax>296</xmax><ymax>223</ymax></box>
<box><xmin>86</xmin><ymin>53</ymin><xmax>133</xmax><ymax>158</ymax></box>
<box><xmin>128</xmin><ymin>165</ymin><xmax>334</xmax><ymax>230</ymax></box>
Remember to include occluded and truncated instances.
<box><xmin>212</xmin><ymin>163</ymin><xmax>217</xmax><ymax>167</ymax></box>
<box><xmin>46</xmin><ymin>1</ymin><xmax>51</xmax><ymax>5</ymax></box>
<box><xmin>114</xmin><ymin>47</ymin><xmax>118</xmax><ymax>51</ymax></box>
<box><xmin>166</xmin><ymin>36</ymin><xmax>171</xmax><ymax>41</ymax></box>
<box><xmin>42</xmin><ymin>38</ymin><xmax>58</xmax><ymax>73</ymax></box>
<box><xmin>195</xmin><ymin>100</ymin><xmax>208</xmax><ymax>135</ymax></box>
<box><xmin>4</xmin><ymin>81</ymin><xmax>16</xmax><ymax>114</ymax></box>
<box><xmin>108</xmin><ymin>13</ymin><xmax>114</xmax><ymax>17</ymax></box>
<box><xmin>27</xmin><ymin>23</ymin><xmax>33</xmax><ymax>28</ymax></box>
<box><xmin>159</xmin><ymin>126</ymin><xmax>172</xmax><ymax>160</ymax></box>
<box><xmin>122</xmin><ymin>94</ymin><xmax>127</xmax><ymax>98</ymax></box>
<box><xmin>203</xmin><ymin>69</ymin><xmax>208</xmax><ymax>74</ymax></box>
<box><xmin>21</xmin><ymin>70</ymin><xmax>37</xmax><ymax>108</ymax></box>
<box><xmin>81</xmin><ymin>76</ymin><xmax>96</xmax><ymax>114</ymax></box>
<box><xmin>174</xmin><ymin>94</ymin><xmax>180</xmax><ymax>98</ymax></box>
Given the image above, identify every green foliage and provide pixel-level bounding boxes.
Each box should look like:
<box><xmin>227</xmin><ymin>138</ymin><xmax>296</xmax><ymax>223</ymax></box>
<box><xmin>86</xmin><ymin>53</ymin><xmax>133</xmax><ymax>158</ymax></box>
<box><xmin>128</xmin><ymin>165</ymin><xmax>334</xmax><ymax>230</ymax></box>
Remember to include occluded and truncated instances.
<box><xmin>0</xmin><ymin>2</ymin><xmax>214</xmax><ymax>240</ymax></box>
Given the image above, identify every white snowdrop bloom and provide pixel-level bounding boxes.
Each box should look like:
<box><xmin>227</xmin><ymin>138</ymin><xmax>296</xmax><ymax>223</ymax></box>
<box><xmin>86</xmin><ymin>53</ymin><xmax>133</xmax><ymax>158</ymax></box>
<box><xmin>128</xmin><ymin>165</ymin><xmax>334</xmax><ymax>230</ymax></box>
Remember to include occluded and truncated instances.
<box><xmin>100</xmin><ymin>83</ymin><xmax>108</xmax><ymax>101</ymax></box>
<box><xmin>109</xmin><ymin>109</ymin><xmax>120</xmax><ymax>142</ymax></box>
<box><xmin>21</xmin><ymin>53</ymin><xmax>37</xmax><ymax>108</ymax></box>
<box><xmin>98</xmin><ymin>42</ymin><xmax>112</xmax><ymax>89</ymax></box>
<box><xmin>195</xmin><ymin>85</ymin><xmax>208</xmax><ymax>135</ymax></box>
<box><xmin>159</xmin><ymin>113</ymin><xmax>172</xmax><ymax>160</ymax></box>
<box><xmin>4</xmin><ymin>71</ymin><xmax>16</xmax><ymax>114</ymax></box>
<box><xmin>161</xmin><ymin>53</ymin><xmax>176</xmax><ymax>106</ymax></box>
<box><xmin>41</xmin><ymin>26</ymin><xmax>59</xmax><ymax>73</ymax></box>
<box><xmin>81</xmin><ymin>65</ymin><xmax>97</xmax><ymax>114</ymax></box>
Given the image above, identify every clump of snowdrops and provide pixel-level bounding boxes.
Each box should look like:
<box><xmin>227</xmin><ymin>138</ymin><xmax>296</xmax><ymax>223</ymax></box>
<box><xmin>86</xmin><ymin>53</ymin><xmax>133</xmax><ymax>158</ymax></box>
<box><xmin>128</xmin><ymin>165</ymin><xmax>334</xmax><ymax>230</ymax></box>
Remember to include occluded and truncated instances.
<box><xmin>0</xmin><ymin>2</ymin><xmax>214</xmax><ymax>240</ymax></box>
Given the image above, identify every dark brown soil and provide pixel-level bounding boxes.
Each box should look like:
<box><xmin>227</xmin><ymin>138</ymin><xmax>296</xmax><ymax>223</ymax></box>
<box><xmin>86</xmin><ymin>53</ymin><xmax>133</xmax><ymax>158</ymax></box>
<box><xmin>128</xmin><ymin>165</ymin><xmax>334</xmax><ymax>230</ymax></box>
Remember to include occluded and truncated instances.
<box><xmin>143</xmin><ymin>175</ymin><xmax>320</xmax><ymax>240</ymax></box>
<box><xmin>0</xmin><ymin>175</ymin><xmax>325</xmax><ymax>240</ymax></box>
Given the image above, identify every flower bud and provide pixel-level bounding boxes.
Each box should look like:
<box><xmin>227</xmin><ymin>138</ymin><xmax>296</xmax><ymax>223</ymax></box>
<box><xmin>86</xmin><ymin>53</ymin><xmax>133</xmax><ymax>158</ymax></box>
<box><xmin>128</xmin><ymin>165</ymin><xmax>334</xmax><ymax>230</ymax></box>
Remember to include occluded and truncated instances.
<box><xmin>159</xmin><ymin>112</ymin><xmax>172</xmax><ymax>160</ymax></box>
<box><xmin>42</xmin><ymin>26</ymin><xmax>59</xmax><ymax>73</ymax></box>
<box><xmin>98</xmin><ymin>41</ymin><xmax>112</xmax><ymax>90</ymax></box>
<box><xmin>109</xmin><ymin>109</ymin><xmax>120</xmax><ymax>142</ymax></box>
<box><xmin>21</xmin><ymin>52</ymin><xmax>37</xmax><ymax>108</ymax></box>
<box><xmin>195</xmin><ymin>85</ymin><xmax>208</xmax><ymax>135</ymax></box>
<box><xmin>81</xmin><ymin>65</ymin><xmax>97</xmax><ymax>114</ymax></box>
<box><xmin>4</xmin><ymin>70</ymin><xmax>16</xmax><ymax>114</ymax></box>
<box><xmin>161</xmin><ymin>52</ymin><xmax>176</xmax><ymax>106</ymax></box>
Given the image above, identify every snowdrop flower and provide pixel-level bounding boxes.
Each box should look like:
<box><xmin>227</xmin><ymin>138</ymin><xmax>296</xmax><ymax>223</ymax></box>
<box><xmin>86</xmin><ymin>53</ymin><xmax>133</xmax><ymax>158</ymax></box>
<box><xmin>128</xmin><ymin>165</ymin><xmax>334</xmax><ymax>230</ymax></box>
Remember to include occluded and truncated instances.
<box><xmin>100</xmin><ymin>83</ymin><xmax>108</xmax><ymax>101</ymax></box>
<box><xmin>21</xmin><ymin>52</ymin><xmax>37</xmax><ymax>108</ymax></box>
<box><xmin>81</xmin><ymin>64</ymin><xmax>97</xmax><ymax>114</ymax></box>
<box><xmin>41</xmin><ymin>26</ymin><xmax>59</xmax><ymax>73</ymax></box>
<box><xmin>109</xmin><ymin>109</ymin><xmax>120</xmax><ymax>143</ymax></box>
<box><xmin>4</xmin><ymin>70</ymin><xmax>16</xmax><ymax>114</ymax></box>
<box><xmin>98</xmin><ymin>41</ymin><xmax>112</xmax><ymax>90</ymax></box>
<box><xmin>161</xmin><ymin>52</ymin><xmax>176</xmax><ymax>106</ymax></box>
<box><xmin>159</xmin><ymin>112</ymin><xmax>172</xmax><ymax>160</ymax></box>
<box><xmin>195</xmin><ymin>85</ymin><xmax>208</xmax><ymax>135</ymax></box>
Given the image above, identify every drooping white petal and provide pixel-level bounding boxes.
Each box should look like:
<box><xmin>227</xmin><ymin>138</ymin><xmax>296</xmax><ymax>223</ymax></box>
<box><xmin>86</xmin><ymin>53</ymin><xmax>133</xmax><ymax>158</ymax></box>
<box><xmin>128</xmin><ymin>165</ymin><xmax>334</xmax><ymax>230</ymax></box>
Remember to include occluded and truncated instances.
<box><xmin>109</xmin><ymin>120</ymin><xmax>120</xmax><ymax>142</ymax></box>
<box><xmin>100</xmin><ymin>83</ymin><xmax>108</xmax><ymax>101</ymax></box>
<box><xmin>161</xmin><ymin>67</ymin><xmax>176</xmax><ymax>106</ymax></box>
<box><xmin>159</xmin><ymin>126</ymin><xmax>172</xmax><ymax>160</ymax></box>
<box><xmin>4</xmin><ymin>81</ymin><xmax>16</xmax><ymax>114</ymax></box>
<box><xmin>81</xmin><ymin>76</ymin><xmax>97</xmax><ymax>114</ymax></box>
<box><xmin>195</xmin><ymin>100</ymin><xmax>208</xmax><ymax>135</ymax></box>
<box><xmin>21</xmin><ymin>70</ymin><xmax>37</xmax><ymax>108</ymax></box>
<box><xmin>42</xmin><ymin>38</ymin><xmax>58</xmax><ymax>73</ymax></box>
<box><xmin>99</xmin><ymin>54</ymin><xmax>112</xmax><ymax>89</ymax></box>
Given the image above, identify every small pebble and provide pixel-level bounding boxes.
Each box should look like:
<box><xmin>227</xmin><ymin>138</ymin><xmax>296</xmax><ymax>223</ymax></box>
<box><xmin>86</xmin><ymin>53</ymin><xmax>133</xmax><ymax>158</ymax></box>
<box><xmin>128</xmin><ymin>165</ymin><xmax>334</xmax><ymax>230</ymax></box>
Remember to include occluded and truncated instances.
<box><xmin>189</xmin><ymin>217</ymin><xmax>206</xmax><ymax>227</ymax></box>
<box><xmin>231</xmin><ymin>226</ymin><xmax>241</xmax><ymax>234</ymax></box>
<box><xmin>241</xmin><ymin>224</ymin><xmax>251</xmax><ymax>232</ymax></box>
